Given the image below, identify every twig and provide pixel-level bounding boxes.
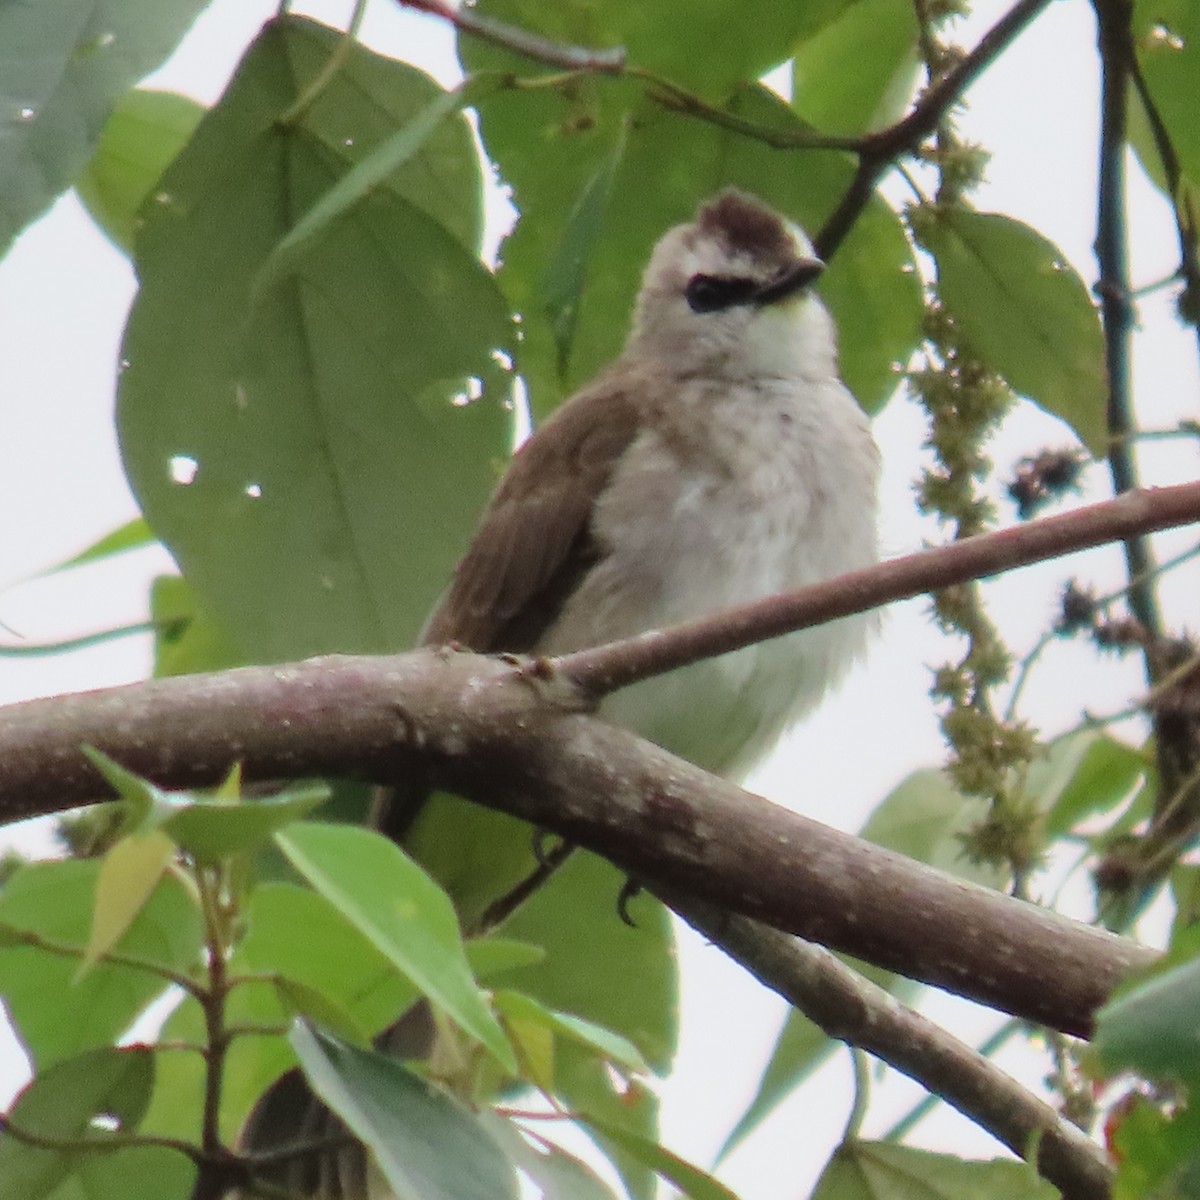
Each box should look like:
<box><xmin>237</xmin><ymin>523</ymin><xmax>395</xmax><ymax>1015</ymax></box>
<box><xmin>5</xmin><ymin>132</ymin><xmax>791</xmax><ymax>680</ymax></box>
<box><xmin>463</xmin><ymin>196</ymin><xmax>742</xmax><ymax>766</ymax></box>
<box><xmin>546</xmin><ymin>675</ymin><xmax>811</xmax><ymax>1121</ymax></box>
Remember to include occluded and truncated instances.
<box><xmin>1092</xmin><ymin>0</ymin><xmax>1163</xmax><ymax>651</ymax></box>
<box><xmin>558</xmin><ymin>482</ymin><xmax>1200</xmax><ymax>700</ymax></box>
<box><xmin>396</xmin><ymin>0</ymin><xmax>626</xmax><ymax>72</ymax></box>
<box><xmin>817</xmin><ymin>0</ymin><xmax>1055</xmax><ymax>257</ymax></box>
<box><xmin>668</xmin><ymin>898</ymin><xmax>1114</xmax><ymax>1200</ymax></box>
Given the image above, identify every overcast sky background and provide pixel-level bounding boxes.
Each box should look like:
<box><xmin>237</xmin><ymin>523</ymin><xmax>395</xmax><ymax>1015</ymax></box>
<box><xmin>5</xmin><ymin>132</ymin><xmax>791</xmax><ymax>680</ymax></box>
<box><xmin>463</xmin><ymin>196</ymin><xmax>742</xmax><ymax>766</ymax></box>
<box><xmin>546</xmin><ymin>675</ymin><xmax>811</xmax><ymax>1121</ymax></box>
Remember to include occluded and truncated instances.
<box><xmin>2</xmin><ymin>0</ymin><xmax>1199</xmax><ymax>1195</ymax></box>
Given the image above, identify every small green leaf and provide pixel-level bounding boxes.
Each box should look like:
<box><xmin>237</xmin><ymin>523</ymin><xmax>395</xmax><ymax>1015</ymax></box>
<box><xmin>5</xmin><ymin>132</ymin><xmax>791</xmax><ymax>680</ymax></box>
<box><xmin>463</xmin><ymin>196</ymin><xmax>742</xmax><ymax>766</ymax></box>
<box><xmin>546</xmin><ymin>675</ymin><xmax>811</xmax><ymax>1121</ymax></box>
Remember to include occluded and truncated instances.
<box><xmin>38</xmin><ymin>518</ymin><xmax>156</xmax><ymax>575</ymax></box>
<box><xmin>149</xmin><ymin>575</ymin><xmax>244</xmax><ymax>677</ymax></box>
<box><xmin>1110</xmin><ymin>1097</ymin><xmax>1200</xmax><ymax>1200</ymax></box>
<box><xmin>465</xmin><ymin>938</ymin><xmax>545</xmax><ymax>978</ymax></box>
<box><xmin>79</xmin><ymin>829</ymin><xmax>176</xmax><ymax>977</ymax></box>
<box><xmin>1038</xmin><ymin>731</ymin><xmax>1148</xmax><ymax>840</ymax></box>
<box><xmin>0</xmin><ymin>860</ymin><xmax>202</xmax><ymax>1068</ymax></box>
<box><xmin>810</xmin><ymin>1141</ymin><xmax>1058</xmax><ymax>1199</ymax></box>
<box><xmin>916</xmin><ymin>207</ymin><xmax>1107</xmax><ymax>454</ymax></box>
<box><xmin>0</xmin><ymin>0</ymin><xmax>207</xmax><ymax>257</ymax></box>
<box><xmin>274</xmin><ymin>978</ymin><xmax>371</xmax><ymax>1047</ymax></box>
<box><xmin>289</xmin><ymin>1023</ymin><xmax>520</xmax><ymax>1200</ymax></box>
<box><xmin>80</xmin><ymin>747</ymin><xmax>171</xmax><ymax>834</ymax></box>
<box><xmin>75</xmin><ymin>89</ymin><xmax>204</xmax><ymax>254</ymax></box>
<box><xmin>582</xmin><ymin>1118</ymin><xmax>742</xmax><ymax>1200</ymax></box>
<box><xmin>493</xmin><ymin>991</ymin><xmax>648</xmax><ymax>1075</ymax></box>
<box><xmin>276</xmin><ymin>823</ymin><xmax>515</xmax><ymax>1072</ymax></box>
<box><xmin>1094</xmin><ymin>955</ymin><xmax>1200</xmax><ymax>1088</ymax></box>
<box><xmin>0</xmin><ymin>1047</ymin><xmax>155</xmax><ymax>1200</ymax></box>
<box><xmin>161</xmin><ymin>784</ymin><xmax>329</xmax><ymax>862</ymax></box>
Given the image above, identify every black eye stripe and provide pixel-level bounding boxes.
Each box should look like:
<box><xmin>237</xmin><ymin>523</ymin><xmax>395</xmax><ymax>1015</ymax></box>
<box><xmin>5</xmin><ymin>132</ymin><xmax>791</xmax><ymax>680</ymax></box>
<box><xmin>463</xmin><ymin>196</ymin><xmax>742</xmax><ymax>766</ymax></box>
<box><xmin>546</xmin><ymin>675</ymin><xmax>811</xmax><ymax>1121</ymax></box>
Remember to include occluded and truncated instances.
<box><xmin>684</xmin><ymin>274</ymin><xmax>758</xmax><ymax>313</ymax></box>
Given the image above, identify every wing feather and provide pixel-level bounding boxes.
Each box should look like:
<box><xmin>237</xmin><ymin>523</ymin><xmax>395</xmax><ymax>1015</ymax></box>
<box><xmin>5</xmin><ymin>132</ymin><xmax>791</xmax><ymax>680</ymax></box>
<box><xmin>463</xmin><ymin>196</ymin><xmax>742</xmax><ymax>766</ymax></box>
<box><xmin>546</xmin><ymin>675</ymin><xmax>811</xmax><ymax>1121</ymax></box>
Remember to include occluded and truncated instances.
<box><xmin>421</xmin><ymin>376</ymin><xmax>641</xmax><ymax>653</ymax></box>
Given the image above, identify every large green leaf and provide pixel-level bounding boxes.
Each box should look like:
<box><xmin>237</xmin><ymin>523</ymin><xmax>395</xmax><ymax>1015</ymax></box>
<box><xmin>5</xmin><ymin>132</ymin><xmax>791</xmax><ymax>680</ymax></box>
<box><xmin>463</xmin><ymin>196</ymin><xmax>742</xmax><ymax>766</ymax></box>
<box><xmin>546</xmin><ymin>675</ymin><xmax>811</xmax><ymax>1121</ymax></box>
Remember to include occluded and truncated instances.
<box><xmin>0</xmin><ymin>1047</ymin><xmax>157</xmax><ymax>1200</ymax></box>
<box><xmin>0</xmin><ymin>0</ymin><xmax>206</xmax><ymax>257</ymax></box>
<box><xmin>810</xmin><ymin>1141</ymin><xmax>1058</xmax><ymax>1199</ymax></box>
<box><xmin>792</xmin><ymin>0</ymin><xmax>921</xmax><ymax>135</ymax></box>
<box><xmin>463</xmin><ymin>0</ymin><xmax>811</xmax><ymax>102</ymax></box>
<box><xmin>1094</xmin><ymin>954</ymin><xmax>1200</xmax><ymax>1088</ymax></box>
<box><xmin>289</xmin><ymin>1024</ymin><xmax>520</xmax><ymax>1200</ymax></box>
<box><xmin>0</xmin><ymin>860</ymin><xmax>201</xmax><ymax>1068</ymax></box>
<box><xmin>917</xmin><ymin>207</ymin><xmax>1108</xmax><ymax>455</ymax></box>
<box><xmin>1132</xmin><ymin>0</ymin><xmax>1200</xmax><ymax>193</ymax></box>
<box><xmin>75</xmin><ymin>88</ymin><xmax>204</xmax><ymax>255</ymax></box>
<box><xmin>276</xmin><ymin>823</ymin><xmax>515</xmax><ymax>1072</ymax></box>
<box><xmin>467</xmin><ymin>69</ymin><xmax>920</xmax><ymax>418</ymax></box>
<box><xmin>118</xmin><ymin>17</ymin><xmax>514</xmax><ymax>662</ymax></box>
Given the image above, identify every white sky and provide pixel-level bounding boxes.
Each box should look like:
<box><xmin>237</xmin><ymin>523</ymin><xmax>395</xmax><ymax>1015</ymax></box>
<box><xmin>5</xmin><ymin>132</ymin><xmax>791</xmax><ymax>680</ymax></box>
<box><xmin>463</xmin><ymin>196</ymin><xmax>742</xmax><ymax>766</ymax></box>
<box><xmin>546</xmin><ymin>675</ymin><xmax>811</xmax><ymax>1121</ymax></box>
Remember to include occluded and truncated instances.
<box><xmin>2</xmin><ymin>1</ymin><xmax>1198</xmax><ymax>1196</ymax></box>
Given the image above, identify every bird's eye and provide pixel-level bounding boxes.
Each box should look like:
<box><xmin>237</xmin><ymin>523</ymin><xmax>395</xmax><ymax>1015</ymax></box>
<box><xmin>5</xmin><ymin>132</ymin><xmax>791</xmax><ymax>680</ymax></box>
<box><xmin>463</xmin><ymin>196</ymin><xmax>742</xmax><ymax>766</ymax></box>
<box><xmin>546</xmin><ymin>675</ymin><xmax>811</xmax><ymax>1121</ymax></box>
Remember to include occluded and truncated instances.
<box><xmin>684</xmin><ymin>274</ymin><xmax>756</xmax><ymax>313</ymax></box>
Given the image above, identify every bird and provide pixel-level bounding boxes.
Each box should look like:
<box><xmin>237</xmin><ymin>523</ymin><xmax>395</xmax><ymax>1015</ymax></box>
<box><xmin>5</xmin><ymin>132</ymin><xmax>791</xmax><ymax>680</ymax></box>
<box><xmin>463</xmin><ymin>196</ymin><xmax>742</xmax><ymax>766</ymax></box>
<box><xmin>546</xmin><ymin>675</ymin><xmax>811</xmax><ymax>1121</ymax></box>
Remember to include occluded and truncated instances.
<box><xmin>241</xmin><ymin>187</ymin><xmax>879</xmax><ymax>1197</ymax></box>
<box><xmin>415</xmin><ymin>186</ymin><xmax>879</xmax><ymax>781</ymax></box>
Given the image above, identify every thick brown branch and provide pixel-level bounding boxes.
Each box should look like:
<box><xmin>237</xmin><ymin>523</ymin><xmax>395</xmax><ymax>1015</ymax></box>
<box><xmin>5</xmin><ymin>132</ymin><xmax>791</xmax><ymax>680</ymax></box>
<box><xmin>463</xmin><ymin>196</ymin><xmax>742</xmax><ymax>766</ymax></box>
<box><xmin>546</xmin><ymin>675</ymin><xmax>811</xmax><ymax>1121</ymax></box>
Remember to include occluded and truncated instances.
<box><xmin>1</xmin><ymin>486</ymin><xmax>1190</xmax><ymax>1034</ymax></box>
<box><xmin>0</xmin><ymin>648</ymin><xmax>1156</xmax><ymax>1038</ymax></box>
<box><xmin>670</xmin><ymin>896</ymin><xmax>1114</xmax><ymax>1200</ymax></box>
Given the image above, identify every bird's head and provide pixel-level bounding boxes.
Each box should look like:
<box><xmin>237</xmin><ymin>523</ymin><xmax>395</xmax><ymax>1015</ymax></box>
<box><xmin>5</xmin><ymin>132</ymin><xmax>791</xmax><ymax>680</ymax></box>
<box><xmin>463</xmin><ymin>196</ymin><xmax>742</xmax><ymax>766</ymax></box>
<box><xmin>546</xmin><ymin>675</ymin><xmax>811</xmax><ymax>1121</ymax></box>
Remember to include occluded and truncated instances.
<box><xmin>629</xmin><ymin>189</ymin><xmax>834</xmax><ymax>378</ymax></box>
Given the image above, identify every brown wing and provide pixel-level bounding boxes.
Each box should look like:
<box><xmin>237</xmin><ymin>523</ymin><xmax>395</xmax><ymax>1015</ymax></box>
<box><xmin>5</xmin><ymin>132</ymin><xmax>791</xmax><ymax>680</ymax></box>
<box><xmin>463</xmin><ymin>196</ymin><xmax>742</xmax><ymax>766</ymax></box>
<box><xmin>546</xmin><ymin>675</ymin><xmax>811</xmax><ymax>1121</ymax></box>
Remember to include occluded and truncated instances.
<box><xmin>421</xmin><ymin>374</ymin><xmax>642</xmax><ymax>654</ymax></box>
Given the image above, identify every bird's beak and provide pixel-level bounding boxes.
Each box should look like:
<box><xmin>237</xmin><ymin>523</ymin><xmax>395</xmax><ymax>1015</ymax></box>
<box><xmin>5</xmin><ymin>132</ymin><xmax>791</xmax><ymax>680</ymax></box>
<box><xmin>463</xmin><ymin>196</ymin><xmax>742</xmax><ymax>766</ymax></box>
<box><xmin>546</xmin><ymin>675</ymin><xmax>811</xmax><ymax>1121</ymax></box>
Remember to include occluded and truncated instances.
<box><xmin>753</xmin><ymin>256</ymin><xmax>825</xmax><ymax>305</ymax></box>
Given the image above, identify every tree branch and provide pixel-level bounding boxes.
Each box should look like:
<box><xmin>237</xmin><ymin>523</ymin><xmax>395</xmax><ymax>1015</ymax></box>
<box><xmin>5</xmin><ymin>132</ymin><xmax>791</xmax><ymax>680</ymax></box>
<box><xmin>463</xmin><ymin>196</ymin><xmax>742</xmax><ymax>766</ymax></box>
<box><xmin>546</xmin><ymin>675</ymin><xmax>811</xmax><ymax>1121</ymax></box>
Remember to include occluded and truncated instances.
<box><xmin>558</xmin><ymin>481</ymin><xmax>1200</xmax><ymax>699</ymax></box>
<box><xmin>668</xmin><ymin>894</ymin><xmax>1114</xmax><ymax>1200</ymax></box>
<box><xmin>4</xmin><ymin>486</ymin><xmax>1193</xmax><ymax>1036</ymax></box>
<box><xmin>817</xmin><ymin>0</ymin><xmax>1055</xmax><ymax>257</ymax></box>
<box><xmin>1092</xmin><ymin>0</ymin><xmax>1163</xmax><ymax>651</ymax></box>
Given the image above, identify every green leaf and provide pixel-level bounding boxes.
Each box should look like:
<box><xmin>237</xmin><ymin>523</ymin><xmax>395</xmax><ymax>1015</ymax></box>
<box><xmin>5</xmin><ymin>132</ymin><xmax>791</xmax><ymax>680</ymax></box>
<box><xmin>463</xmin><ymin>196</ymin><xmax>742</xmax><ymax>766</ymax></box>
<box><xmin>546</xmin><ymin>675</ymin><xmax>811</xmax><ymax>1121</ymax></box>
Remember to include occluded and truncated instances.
<box><xmin>75</xmin><ymin>89</ymin><xmax>204</xmax><ymax>255</ymax></box>
<box><xmin>161</xmin><ymin>783</ymin><xmax>329</xmax><ymax>862</ymax></box>
<box><xmin>0</xmin><ymin>860</ymin><xmax>202</xmax><ymax>1068</ymax></box>
<box><xmin>470</xmin><ymin>76</ymin><xmax>919</xmax><ymax>419</ymax></box>
<box><xmin>289</xmin><ymin>1023</ymin><xmax>520</xmax><ymax>1200</ymax></box>
<box><xmin>541</xmin><ymin>124</ymin><xmax>628</xmax><ymax>375</ymax></box>
<box><xmin>1110</xmin><ymin>1098</ymin><xmax>1200</xmax><ymax>1200</ymax></box>
<box><xmin>237</xmin><ymin>882</ymin><xmax>420</xmax><ymax>1038</ymax></box>
<box><xmin>859</xmin><ymin>767</ymin><xmax>1007</xmax><ymax>886</ymax></box>
<box><xmin>264</xmin><ymin>73</ymin><xmax>502</xmax><ymax>282</ymax></box>
<box><xmin>916</xmin><ymin>206</ymin><xmax>1107</xmax><ymax>454</ymax></box>
<box><xmin>792</xmin><ymin>0</ymin><xmax>920</xmax><ymax>135</ymax></box>
<box><xmin>1094</xmin><ymin>954</ymin><xmax>1200</xmax><ymax>1088</ymax></box>
<box><xmin>1132</xmin><ymin>0</ymin><xmax>1200</xmax><ymax>193</ymax></box>
<box><xmin>80</xmin><ymin>746</ymin><xmax>170</xmax><ymax>833</ymax></box>
<box><xmin>0</xmin><ymin>0</ymin><xmax>206</xmax><ymax>257</ymax></box>
<box><xmin>465</xmin><ymin>937</ymin><xmax>546</xmax><ymax>978</ymax></box>
<box><xmin>80</xmin><ymin>829</ymin><xmax>176</xmax><ymax>976</ymax></box>
<box><xmin>1036</xmin><ymin>731</ymin><xmax>1149</xmax><ymax>840</ymax></box>
<box><xmin>149</xmin><ymin>575</ymin><xmax>244</xmax><ymax>677</ymax></box>
<box><xmin>275</xmin><ymin>823</ymin><xmax>516</xmax><ymax>1072</ymax></box>
<box><xmin>0</xmin><ymin>1047</ymin><xmax>155</xmax><ymax>1200</ymax></box>
<box><xmin>118</xmin><ymin>17</ymin><xmax>515</xmax><ymax>662</ymax></box>
<box><xmin>582</xmin><ymin>1118</ymin><xmax>742</xmax><ymax>1200</ymax></box>
<box><xmin>485</xmin><ymin>851</ymin><xmax>677</xmax><ymax>1074</ymax></box>
<box><xmin>493</xmin><ymin>990</ymin><xmax>648</xmax><ymax>1074</ymax></box>
<box><xmin>42</xmin><ymin>1145</ymin><xmax>195</xmax><ymax>1200</ymax></box>
<box><xmin>38</xmin><ymin>518</ymin><xmax>156</xmax><ymax>575</ymax></box>
<box><xmin>484</xmin><ymin>1114</ymin><xmax>619</xmax><ymax>1200</ymax></box>
<box><xmin>463</xmin><ymin>0</ymin><xmax>811</xmax><ymax>101</ymax></box>
<box><xmin>554</xmin><ymin>1044</ymin><xmax>660</xmax><ymax>1200</ymax></box>
<box><xmin>810</xmin><ymin>1141</ymin><xmax>1058</xmax><ymax>1199</ymax></box>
